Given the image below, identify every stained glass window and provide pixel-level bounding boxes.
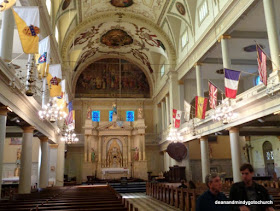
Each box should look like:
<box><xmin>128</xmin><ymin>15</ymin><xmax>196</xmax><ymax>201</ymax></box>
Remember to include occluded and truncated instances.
<box><xmin>126</xmin><ymin>111</ymin><xmax>134</xmax><ymax>122</ymax></box>
<box><xmin>92</xmin><ymin>111</ymin><xmax>100</xmax><ymax>122</ymax></box>
<box><xmin>109</xmin><ymin>110</ymin><xmax>113</xmax><ymax>122</ymax></box>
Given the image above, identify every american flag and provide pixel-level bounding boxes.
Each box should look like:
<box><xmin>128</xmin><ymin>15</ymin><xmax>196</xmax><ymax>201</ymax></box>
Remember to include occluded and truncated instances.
<box><xmin>208</xmin><ymin>81</ymin><xmax>217</xmax><ymax>109</ymax></box>
<box><xmin>257</xmin><ymin>45</ymin><xmax>267</xmax><ymax>86</ymax></box>
<box><xmin>65</xmin><ymin>101</ymin><xmax>74</xmax><ymax>126</ymax></box>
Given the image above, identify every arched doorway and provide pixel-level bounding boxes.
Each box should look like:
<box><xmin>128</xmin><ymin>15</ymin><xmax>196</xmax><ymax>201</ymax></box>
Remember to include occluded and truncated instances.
<box><xmin>262</xmin><ymin>141</ymin><xmax>274</xmax><ymax>176</ymax></box>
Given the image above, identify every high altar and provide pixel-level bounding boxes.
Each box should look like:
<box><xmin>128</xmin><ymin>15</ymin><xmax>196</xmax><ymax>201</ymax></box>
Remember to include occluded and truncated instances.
<box><xmin>82</xmin><ymin>109</ymin><xmax>148</xmax><ymax>181</ymax></box>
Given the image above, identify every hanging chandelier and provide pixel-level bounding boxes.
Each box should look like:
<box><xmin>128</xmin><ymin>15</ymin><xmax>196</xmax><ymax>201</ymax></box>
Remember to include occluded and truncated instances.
<box><xmin>38</xmin><ymin>98</ymin><xmax>67</xmax><ymax>123</ymax></box>
<box><xmin>60</xmin><ymin>128</ymin><xmax>79</xmax><ymax>144</ymax></box>
<box><xmin>212</xmin><ymin>100</ymin><xmax>238</xmax><ymax>124</ymax></box>
<box><xmin>166</xmin><ymin>127</ymin><xmax>184</xmax><ymax>142</ymax></box>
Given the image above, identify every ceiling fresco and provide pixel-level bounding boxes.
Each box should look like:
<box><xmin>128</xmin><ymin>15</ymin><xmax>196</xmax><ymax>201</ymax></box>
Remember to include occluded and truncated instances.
<box><xmin>100</xmin><ymin>29</ymin><xmax>133</xmax><ymax>47</ymax></box>
<box><xmin>110</xmin><ymin>0</ymin><xmax>133</xmax><ymax>8</ymax></box>
<box><xmin>75</xmin><ymin>58</ymin><xmax>150</xmax><ymax>98</ymax></box>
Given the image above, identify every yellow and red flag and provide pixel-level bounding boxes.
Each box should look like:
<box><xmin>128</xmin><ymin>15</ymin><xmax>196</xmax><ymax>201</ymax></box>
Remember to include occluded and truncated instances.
<box><xmin>47</xmin><ymin>64</ymin><xmax>62</xmax><ymax>97</ymax></box>
<box><xmin>195</xmin><ymin>96</ymin><xmax>208</xmax><ymax>119</ymax></box>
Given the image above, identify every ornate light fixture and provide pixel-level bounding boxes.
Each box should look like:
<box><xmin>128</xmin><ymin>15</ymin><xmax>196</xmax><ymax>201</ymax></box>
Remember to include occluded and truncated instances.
<box><xmin>212</xmin><ymin>100</ymin><xmax>238</xmax><ymax>124</ymax></box>
<box><xmin>166</xmin><ymin>127</ymin><xmax>184</xmax><ymax>142</ymax></box>
<box><xmin>38</xmin><ymin>98</ymin><xmax>67</xmax><ymax>123</ymax></box>
<box><xmin>60</xmin><ymin>128</ymin><xmax>79</xmax><ymax>144</ymax></box>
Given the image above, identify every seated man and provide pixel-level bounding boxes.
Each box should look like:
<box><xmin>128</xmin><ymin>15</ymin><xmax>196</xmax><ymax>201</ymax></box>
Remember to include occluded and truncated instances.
<box><xmin>178</xmin><ymin>180</ymin><xmax>188</xmax><ymax>188</ymax></box>
<box><xmin>196</xmin><ymin>173</ymin><xmax>229</xmax><ymax>211</ymax></box>
<box><xmin>229</xmin><ymin>163</ymin><xmax>275</xmax><ymax>211</ymax></box>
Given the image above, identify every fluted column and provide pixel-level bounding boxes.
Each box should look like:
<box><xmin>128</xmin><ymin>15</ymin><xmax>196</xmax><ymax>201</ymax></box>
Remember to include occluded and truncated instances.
<box><xmin>141</xmin><ymin>135</ymin><xmax>146</xmax><ymax>161</ymax></box>
<box><xmin>157</xmin><ymin>103</ymin><xmax>162</xmax><ymax>133</ymax></box>
<box><xmin>0</xmin><ymin>107</ymin><xmax>8</xmax><ymax>197</ymax></box>
<box><xmin>195</xmin><ymin>63</ymin><xmax>204</xmax><ymax>97</ymax></box>
<box><xmin>168</xmin><ymin>71</ymin><xmax>180</xmax><ymax>124</ymax></box>
<box><xmin>229</xmin><ymin>127</ymin><xmax>242</xmax><ymax>182</ymax></box>
<box><xmin>161</xmin><ymin>101</ymin><xmax>166</xmax><ymax>131</ymax></box>
<box><xmin>219</xmin><ymin>35</ymin><xmax>231</xmax><ymax>69</ymax></box>
<box><xmin>19</xmin><ymin>126</ymin><xmax>35</xmax><ymax>194</ymax></box>
<box><xmin>98</xmin><ymin>136</ymin><xmax>102</xmax><ymax>163</ymax></box>
<box><xmin>263</xmin><ymin>0</ymin><xmax>280</xmax><ymax>71</ymax></box>
<box><xmin>165</xmin><ymin>95</ymin><xmax>170</xmax><ymax>127</ymax></box>
<box><xmin>200</xmin><ymin>136</ymin><xmax>210</xmax><ymax>183</ymax></box>
<box><xmin>39</xmin><ymin>136</ymin><xmax>49</xmax><ymax>188</ymax></box>
<box><xmin>128</xmin><ymin>136</ymin><xmax>131</xmax><ymax>163</ymax></box>
<box><xmin>49</xmin><ymin>144</ymin><xmax>58</xmax><ymax>186</ymax></box>
<box><xmin>56</xmin><ymin>140</ymin><xmax>65</xmax><ymax>187</ymax></box>
<box><xmin>0</xmin><ymin>9</ymin><xmax>14</xmax><ymax>62</ymax></box>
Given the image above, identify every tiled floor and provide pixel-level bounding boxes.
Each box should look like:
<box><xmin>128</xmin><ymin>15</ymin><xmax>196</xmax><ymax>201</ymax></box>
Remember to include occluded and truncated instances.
<box><xmin>121</xmin><ymin>192</ymin><xmax>181</xmax><ymax>211</ymax></box>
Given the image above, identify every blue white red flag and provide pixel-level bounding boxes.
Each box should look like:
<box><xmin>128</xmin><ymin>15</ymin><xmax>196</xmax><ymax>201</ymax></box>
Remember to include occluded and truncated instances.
<box><xmin>224</xmin><ymin>69</ymin><xmax>241</xmax><ymax>99</ymax></box>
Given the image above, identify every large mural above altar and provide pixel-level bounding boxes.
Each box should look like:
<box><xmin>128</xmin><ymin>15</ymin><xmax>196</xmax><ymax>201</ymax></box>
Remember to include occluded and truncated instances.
<box><xmin>75</xmin><ymin>58</ymin><xmax>150</xmax><ymax>98</ymax></box>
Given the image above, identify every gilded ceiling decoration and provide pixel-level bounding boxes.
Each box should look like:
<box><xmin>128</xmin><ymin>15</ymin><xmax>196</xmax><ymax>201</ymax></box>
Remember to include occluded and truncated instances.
<box><xmin>110</xmin><ymin>0</ymin><xmax>133</xmax><ymax>8</ymax></box>
<box><xmin>100</xmin><ymin>29</ymin><xmax>133</xmax><ymax>47</ymax></box>
<box><xmin>75</xmin><ymin>58</ymin><xmax>150</xmax><ymax>98</ymax></box>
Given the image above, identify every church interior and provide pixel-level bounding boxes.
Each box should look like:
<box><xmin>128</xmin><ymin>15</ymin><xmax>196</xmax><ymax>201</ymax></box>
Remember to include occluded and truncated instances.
<box><xmin>0</xmin><ymin>0</ymin><xmax>280</xmax><ymax>210</ymax></box>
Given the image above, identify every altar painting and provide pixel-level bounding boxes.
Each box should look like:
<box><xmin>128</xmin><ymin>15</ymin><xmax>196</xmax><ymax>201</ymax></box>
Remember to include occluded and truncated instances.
<box><xmin>75</xmin><ymin>58</ymin><xmax>150</xmax><ymax>98</ymax></box>
<box><xmin>106</xmin><ymin>139</ymin><xmax>123</xmax><ymax>168</ymax></box>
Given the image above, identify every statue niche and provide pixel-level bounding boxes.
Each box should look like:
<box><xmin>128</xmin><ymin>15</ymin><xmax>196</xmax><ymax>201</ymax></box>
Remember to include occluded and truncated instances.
<box><xmin>106</xmin><ymin>139</ymin><xmax>123</xmax><ymax>168</ymax></box>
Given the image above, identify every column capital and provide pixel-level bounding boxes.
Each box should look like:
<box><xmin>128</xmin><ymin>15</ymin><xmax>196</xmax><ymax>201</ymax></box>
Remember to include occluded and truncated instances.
<box><xmin>161</xmin><ymin>98</ymin><xmax>165</xmax><ymax>103</ymax></box>
<box><xmin>228</xmin><ymin>127</ymin><xmax>239</xmax><ymax>133</ymax></box>
<box><xmin>39</xmin><ymin>136</ymin><xmax>49</xmax><ymax>142</ymax></box>
<box><xmin>166</xmin><ymin>93</ymin><xmax>169</xmax><ymax>97</ymax></box>
<box><xmin>0</xmin><ymin>106</ymin><xmax>9</xmax><ymax>116</ymax></box>
<box><xmin>157</xmin><ymin>103</ymin><xmax>161</xmax><ymax>107</ymax></box>
<box><xmin>218</xmin><ymin>34</ymin><xmax>231</xmax><ymax>42</ymax></box>
<box><xmin>194</xmin><ymin>62</ymin><xmax>203</xmax><ymax>67</ymax></box>
<box><xmin>200</xmin><ymin>136</ymin><xmax>208</xmax><ymax>141</ymax></box>
<box><xmin>50</xmin><ymin>144</ymin><xmax>58</xmax><ymax>149</ymax></box>
<box><xmin>178</xmin><ymin>80</ymin><xmax>184</xmax><ymax>85</ymax></box>
<box><xmin>22</xmin><ymin>126</ymin><xmax>35</xmax><ymax>133</ymax></box>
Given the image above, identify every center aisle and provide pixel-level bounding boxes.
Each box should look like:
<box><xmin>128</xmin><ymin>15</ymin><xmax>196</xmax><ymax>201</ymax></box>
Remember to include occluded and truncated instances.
<box><xmin>121</xmin><ymin>193</ymin><xmax>181</xmax><ymax>211</ymax></box>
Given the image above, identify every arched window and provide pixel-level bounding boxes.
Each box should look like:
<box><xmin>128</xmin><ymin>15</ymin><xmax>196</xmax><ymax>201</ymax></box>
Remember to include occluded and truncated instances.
<box><xmin>46</xmin><ymin>0</ymin><xmax>52</xmax><ymax>15</ymax></box>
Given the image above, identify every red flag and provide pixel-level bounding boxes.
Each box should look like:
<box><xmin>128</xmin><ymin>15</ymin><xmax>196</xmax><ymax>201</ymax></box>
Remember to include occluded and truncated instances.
<box><xmin>208</xmin><ymin>81</ymin><xmax>217</xmax><ymax>109</ymax></box>
<box><xmin>172</xmin><ymin>109</ymin><xmax>182</xmax><ymax>128</ymax></box>
<box><xmin>257</xmin><ymin>45</ymin><xmax>267</xmax><ymax>86</ymax></box>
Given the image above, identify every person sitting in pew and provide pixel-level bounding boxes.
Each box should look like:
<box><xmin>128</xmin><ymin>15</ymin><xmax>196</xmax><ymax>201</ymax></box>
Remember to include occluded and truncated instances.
<box><xmin>188</xmin><ymin>180</ymin><xmax>196</xmax><ymax>189</ymax></box>
<box><xmin>178</xmin><ymin>180</ymin><xmax>188</xmax><ymax>188</ymax></box>
<box><xmin>196</xmin><ymin>173</ymin><xmax>229</xmax><ymax>211</ymax></box>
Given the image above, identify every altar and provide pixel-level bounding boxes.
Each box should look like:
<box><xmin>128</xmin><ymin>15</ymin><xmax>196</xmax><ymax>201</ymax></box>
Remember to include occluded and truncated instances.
<box><xmin>101</xmin><ymin>168</ymin><xmax>129</xmax><ymax>179</ymax></box>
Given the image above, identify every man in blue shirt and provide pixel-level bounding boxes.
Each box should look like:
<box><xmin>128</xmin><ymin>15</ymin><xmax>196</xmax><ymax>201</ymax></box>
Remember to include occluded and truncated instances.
<box><xmin>196</xmin><ymin>173</ymin><xmax>229</xmax><ymax>211</ymax></box>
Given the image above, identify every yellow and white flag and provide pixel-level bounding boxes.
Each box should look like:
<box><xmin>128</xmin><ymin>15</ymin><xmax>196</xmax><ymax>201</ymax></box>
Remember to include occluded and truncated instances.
<box><xmin>13</xmin><ymin>6</ymin><xmax>40</xmax><ymax>54</ymax></box>
<box><xmin>0</xmin><ymin>0</ymin><xmax>16</xmax><ymax>12</ymax></box>
<box><xmin>36</xmin><ymin>36</ymin><xmax>50</xmax><ymax>78</ymax></box>
<box><xmin>57</xmin><ymin>79</ymin><xmax>68</xmax><ymax>114</ymax></box>
<box><xmin>47</xmin><ymin>64</ymin><xmax>62</xmax><ymax>97</ymax></box>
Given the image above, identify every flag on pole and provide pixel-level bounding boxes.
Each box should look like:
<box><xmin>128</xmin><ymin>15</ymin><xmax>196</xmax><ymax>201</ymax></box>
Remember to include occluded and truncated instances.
<box><xmin>208</xmin><ymin>81</ymin><xmax>217</xmax><ymax>109</ymax></box>
<box><xmin>0</xmin><ymin>0</ymin><xmax>16</xmax><ymax>12</ymax></box>
<box><xmin>184</xmin><ymin>100</ymin><xmax>191</xmax><ymax>122</ymax></box>
<box><xmin>172</xmin><ymin>109</ymin><xmax>182</xmax><ymax>128</ymax></box>
<box><xmin>47</xmin><ymin>64</ymin><xmax>62</xmax><ymax>97</ymax></box>
<box><xmin>224</xmin><ymin>68</ymin><xmax>241</xmax><ymax>99</ymax></box>
<box><xmin>65</xmin><ymin>101</ymin><xmax>75</xmax><ymax>129</ymax></box>
<box><xmin>256</xmin><ymin>45</ymin><xmax>267</xmax><ymax>86</ymax></box>
<box><xmin>36</xmin><ymin>36</ymin><xmax>50</xmax><ymax>78</ymax></box>
<box><xmin>195</xmin><ymin>96</ymin><xmax>208</xmax><ymax>119</ymax></box>
<box><xmin>13</xmin><ymin>7</ymin><xmax>40</xmax><ymax>54</ymax></box>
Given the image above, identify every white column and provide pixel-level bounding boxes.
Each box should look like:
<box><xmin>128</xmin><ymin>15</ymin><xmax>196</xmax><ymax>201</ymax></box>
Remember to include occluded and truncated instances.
<box><xmin>178</xmin><ymin>80</ymin><xmax>185</xmax><ymax>123</ymax></box>
<box><xmin>98</xmin><ymin>136</ymin><xmax>102</xmax><ymax>163</ymax></box>
<box><xmin>19</xmin><ymin>126</ymin><xmax>35</xmax><ymax>194</ymax></box>
<box><xmin>165</xmin><ymin>95</ymin><xmax>170</xmax><ymax>127</ymax></box>
<box><xmin>56</xmin><ymin>140</ymin><xmax>65</xmax><ymax>187</ymax></box>
<box><xmin>128</xmin><ymin>136</ymin><xmax>131</xmax><ymax>163</ymax></box>
<box><xmin>42</xmin><ymin>77</ymin><xmax>49</xmax><ymax>107</ymax></box>
<box><xmin>84</xmin><ymin>135</ymin><xmax>88</xmax><ymax>162</ymax></box>
<box><xmin>229</xmin><ymin>127</ymin><xmax>242</xmax><ymax>183</ymax></box>
<box><xmin>263</xmin><ymin>0</ymin><xmax>280</xmax><ymax>71</ymax></box>
<box><xmin>220</xmin><ymin>35</ymin><xmax>231</xmax><ymax>69</ymax></box>
<box><xmin>49</xmin><ymin>144</ymin><xmax>58</xmax><ymax>186</ymax></box>
<box><xmin>0</xmin><ymin>107</ymin><xmax>8</xmax><ymax>197</ymax></box>
<box><xmin>142</xmin><ymin>135</ymin><xmax>146</xmax><ymax>161</ymax></box>
<box><xmin>195</xmin><ymin>63</ymin><xmax>203</xmax><ymax>97</ymax></box>
<box><xmin>168</xmin><ymin>71</ymin><xmax>180</xmax><ymax>123</ymax></box>
<box><xmin>161</xmin><ymin>101</ymin><xmax>166</xmax><ymax>131</ymax></box>
<box><xmin>200</xmin><ymin>136</ymin><xmax>210</xmax><ymax>183</ymax></box>
<box><xmin>0</xmin><ymin>9</ymin><xmax>14</xmax><ymax>62</ymax></box>
<box><xmin>39</xmin><ymin>137</ymin><xmax>49</xmax><ymax>188</ymax></box>
<box><xmin>157</xmin><ymin>104</ymin><xmax>162</xmax><ymax>133</ymax></box>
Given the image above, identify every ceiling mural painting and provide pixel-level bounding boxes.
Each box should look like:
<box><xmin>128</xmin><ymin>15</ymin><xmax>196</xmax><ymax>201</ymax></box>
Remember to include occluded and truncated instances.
<box><xmin>100</xmin><ymin>29</ymin><xmax>133</xmax><ymax>47</ymax></box>
<box><xmin>81</xmin><ymin>0</ymin><xmax>164</xmax><ymax>23</ymax></box>
<box><xmin>110</xmin><ymin>0</ymin><xmax>133</xmax><ymax>8</ymax></box>
<box><xmin>175</xmin><ymin>2</ymin><xmax>186</xmax><ymax>16</ymax></box>
<box><xmin>75</xmin><ymin>58</ymin><xmax>150</xmax><ymax>98</ymax></box>
<box><xmin>70</xmin><ymin>21</ymin><xmax>167</xmax><ymax>74</ymax></box>
<box><xmin>62</xmin><ymin>0</ymin><xmax>72</xmax><ymax>10</ymax></box>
